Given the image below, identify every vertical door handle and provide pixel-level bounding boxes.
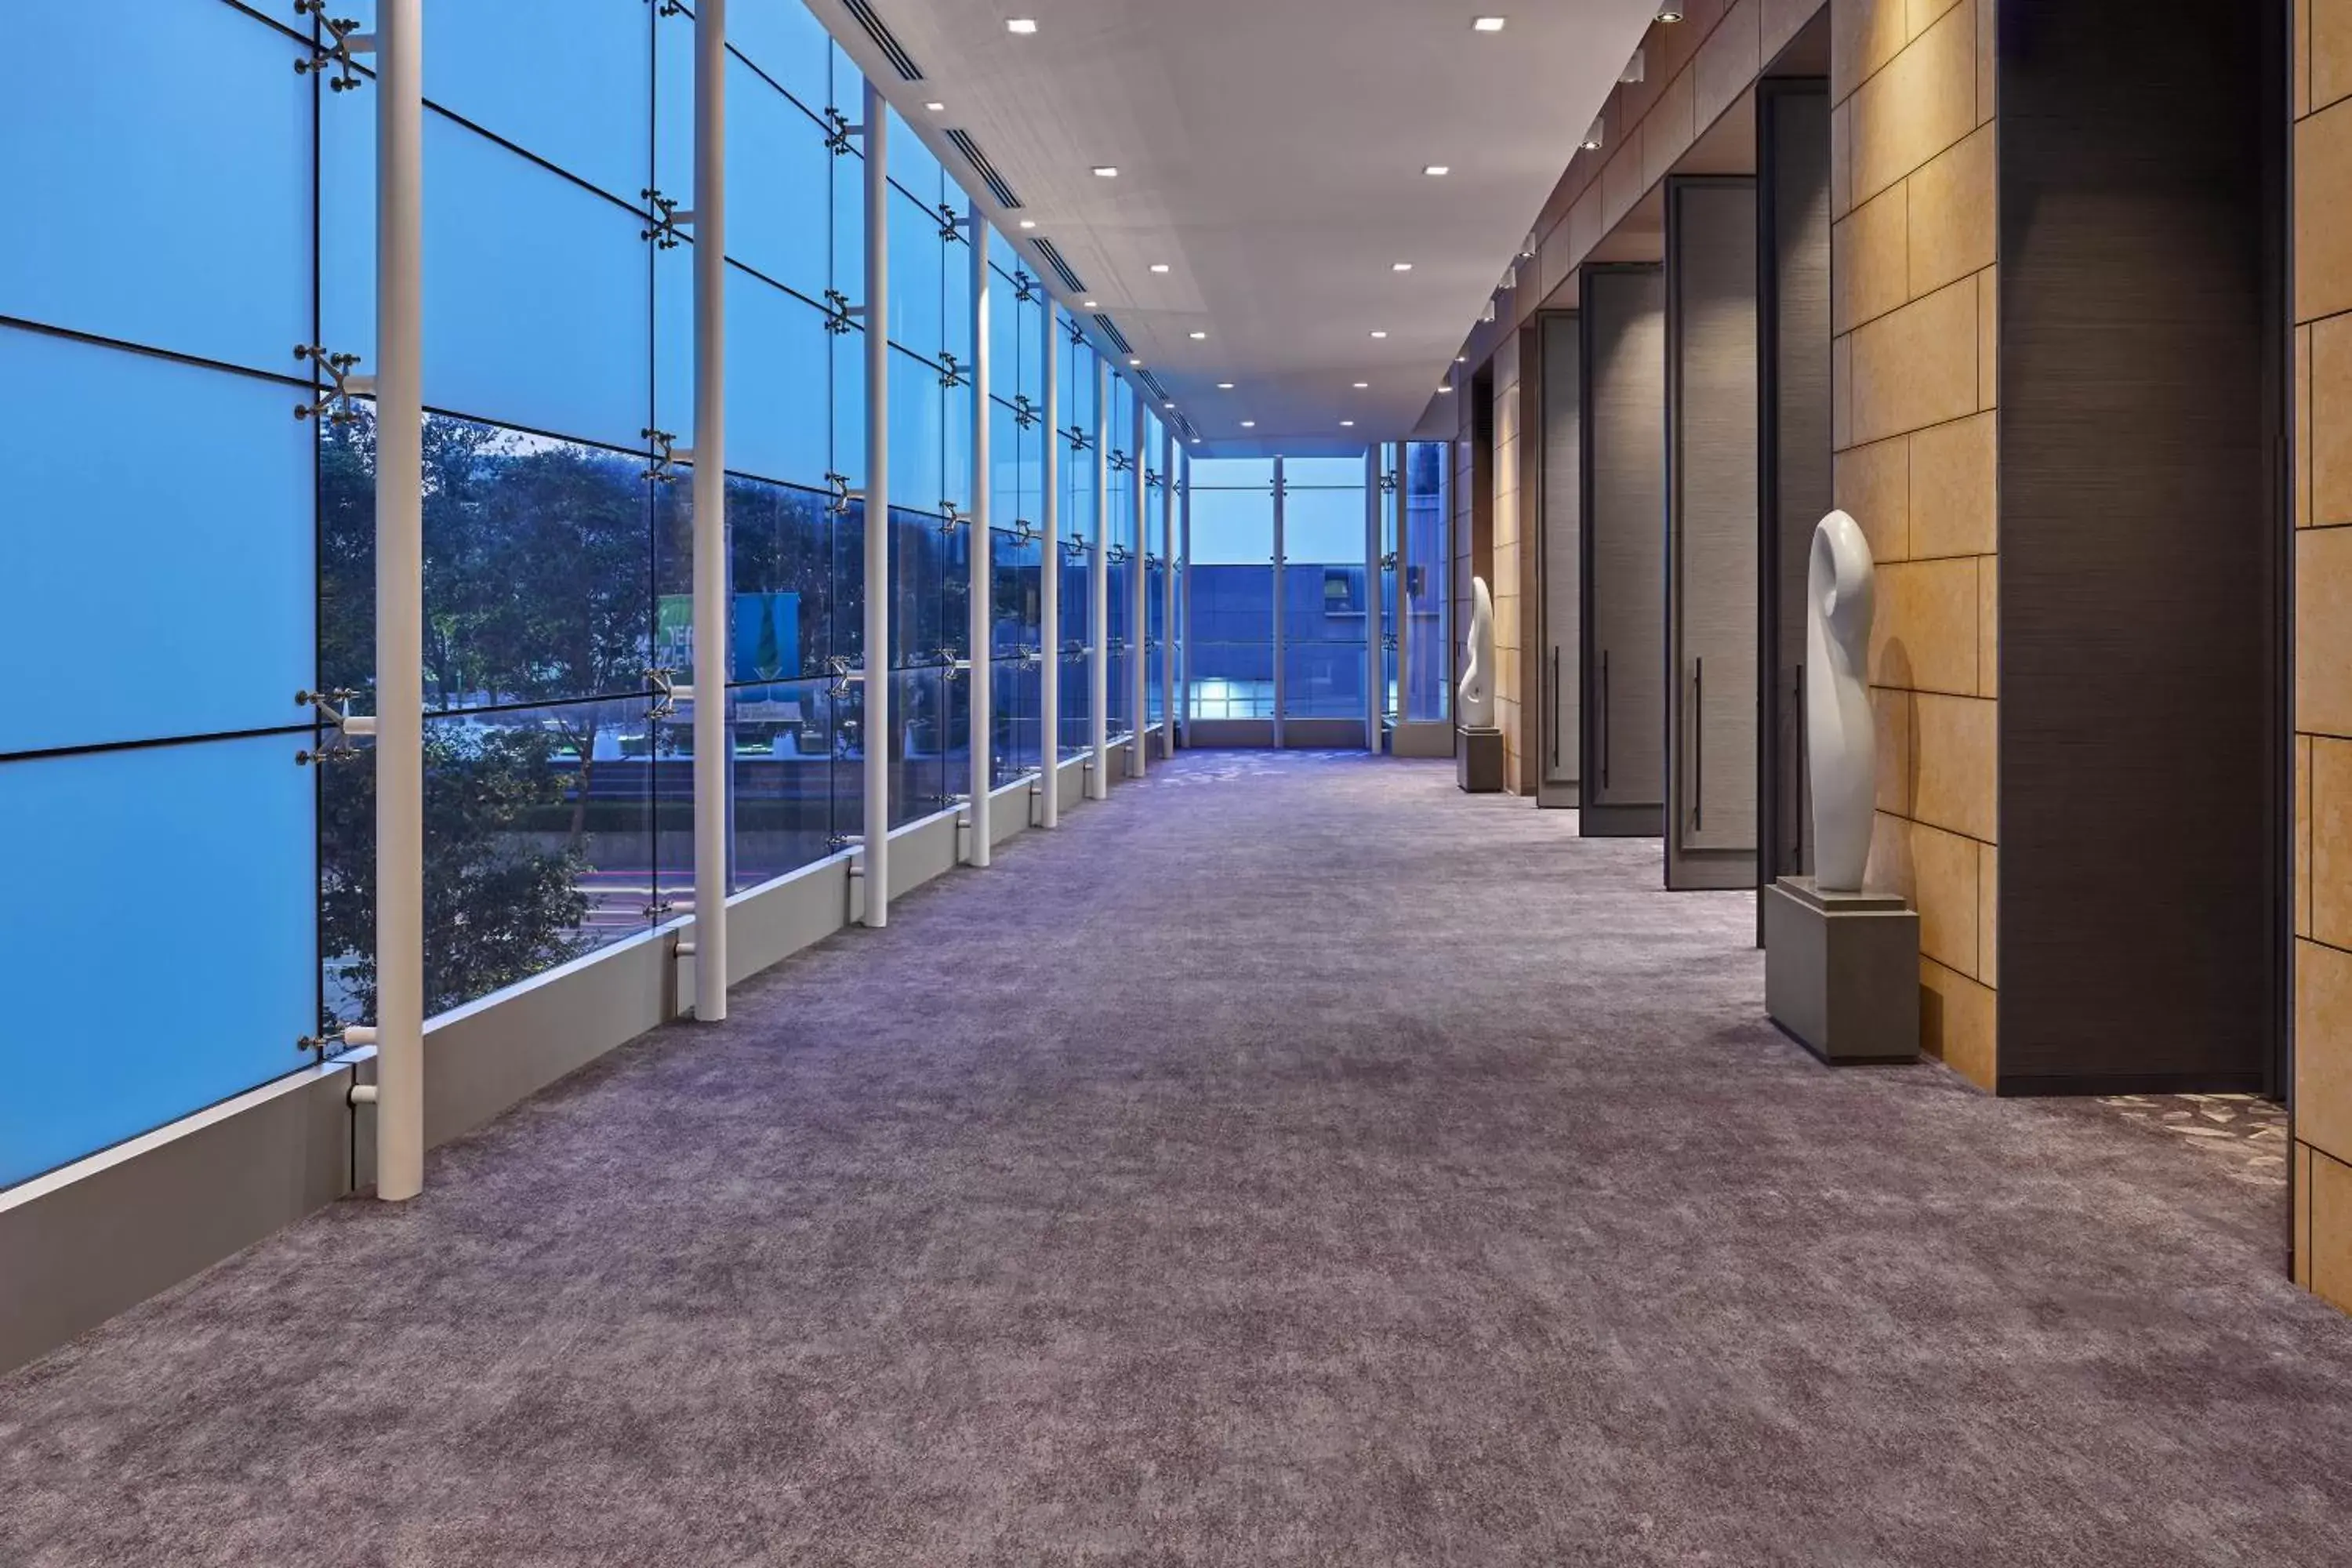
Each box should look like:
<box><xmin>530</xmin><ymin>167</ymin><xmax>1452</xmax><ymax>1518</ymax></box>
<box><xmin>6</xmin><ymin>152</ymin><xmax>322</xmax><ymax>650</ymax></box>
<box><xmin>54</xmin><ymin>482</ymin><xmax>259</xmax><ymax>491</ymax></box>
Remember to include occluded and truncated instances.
<box><xmin>1550</xmin><ymin>647</ymin><xmax>1560</xmax><ymax>770</ymax></box>
<box><xmin>1600</xmin><ymin>650</ymin><xmax>1610</xmax><ymax>790</ymax></box>
<box><xmin>1692</xmin><ymin>656</ymin><xmax>1704</xmax><ymax>833</ymax></box>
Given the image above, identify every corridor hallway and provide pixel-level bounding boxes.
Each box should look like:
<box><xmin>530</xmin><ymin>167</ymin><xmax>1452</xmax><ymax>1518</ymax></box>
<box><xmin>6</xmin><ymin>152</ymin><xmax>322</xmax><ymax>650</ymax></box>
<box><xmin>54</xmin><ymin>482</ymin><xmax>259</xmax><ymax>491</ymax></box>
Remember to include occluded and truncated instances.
<box><xmin>6</xmin><ymin>752</ymin><xmax>2352</xmax><ymax>1566</ymax></box>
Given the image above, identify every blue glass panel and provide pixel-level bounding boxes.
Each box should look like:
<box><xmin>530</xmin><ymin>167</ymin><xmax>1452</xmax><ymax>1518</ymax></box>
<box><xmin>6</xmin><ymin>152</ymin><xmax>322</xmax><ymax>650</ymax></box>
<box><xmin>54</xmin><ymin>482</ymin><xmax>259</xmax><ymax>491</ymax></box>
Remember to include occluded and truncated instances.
<box><xmin>0</xmin><ymin>2</ymin><xmax>308</xmax><ymax>370</ymax></box>
<box><xmin>943</xmin><ymin>378</ymin><xmax>975</xmax><ymax>513</ymax></box>
<box><xmin>327</xmin><ymin>116</ymin><xmax>653</xmax><ymax>448</ymax></box>
<box><xmin>887</xmin><ymin>189</ymin><xmax>945</xmax><ymax>361</ymax></box>
<box><xmin>988</xmin><ymin>400</ymin><xmax>1024</xmax><ymax>527</ymax></box>
<box><xmin>831</xmin><ymin>328</ymin><xmax>866</xmax><ymax>489</ymax></box>
<box><xmin>731</xmin><ymin>680</ymin><xmax>840</xmax><ymax>892</ymax></box>
<box><xmin>729</xmin><ymin>0</ymin><xmax>832</xmax><ymax>117</ymax></box>
<box><xmin>888</xmin><ymin>348</ymin><xmax>946</xmax><ymax>515</ymax></box>
<box><xmin>334</xmin><ymin>0</ymin><xmax>652</xmax><ymax>200</ymax></box>
<box><xmin>731</xmin><ymin>279</ymin><xmax>832</xmax><ymax>488</ymax></box>
<box><xmin>0</xmin><ymin>735</ymin><xmax>314</xmax><ymax>1190</ymax></box>
<box><xmin>1284</xmin><ymin>485</ymin><xmax>1367</xmax><ymax>563</ymax></box>
<box><xmin>832</xmin><ymin>150</ymin><xmax>866</xmax><ymax>299</ymax></box>
<box><xmin>1014</xmin><ymin>289</ymin><xmax>1043</xmax><ymax>409</ymax></box>
<box><xmin>729</xmin><ymin>59</ymin><xmax>831</xmax><ymax>298</ymax></box>
<box><xmin>655</xmin><ymin>2</ymin><xmax>695</xmax><ymax>209</ymax></box>
<box><xmin>1285</xmin><ymin>456</ymin><xmax>1371</xmax><ymax>488</ymax></box>
<box><xmin>888</xmin><ymin>107</ymin><xmax>943</xmax><ymax>210</ymax></box>
<box><xmin>0</xmin><ymin>329</ymin><xmax>312</xmax><ymax>754</ymax></box>
<box><xmin>654</xmin><ymin>241</ymin><xmax>693</xmax><ymax>448</ymax></box>
<box><xmin>988</xmin><ymin>227</ymin><xmax>1021</xmax><ymax>278</ymax></box>
<box><xmin>988</xmin><ymin>274</ymin><xmax>1024</xmax><ymax>409</ymax></box>
<box><xmin>1192</xmin><ymin>457</ymin><xmax>1276</xmax><ymax>489</ymax></box>
<box><xmin>943</xmin><ymin>230</ymin><xmax>974</xmax><ymax>369</ymax></box>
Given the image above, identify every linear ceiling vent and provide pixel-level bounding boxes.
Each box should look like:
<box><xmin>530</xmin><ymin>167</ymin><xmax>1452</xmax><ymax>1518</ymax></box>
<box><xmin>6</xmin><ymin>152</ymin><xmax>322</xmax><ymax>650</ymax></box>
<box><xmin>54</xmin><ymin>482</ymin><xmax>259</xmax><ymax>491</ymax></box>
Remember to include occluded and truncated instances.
<box><xmin>840</xmin><ymin>0</ymin><xmax>924</xmax><ymax>81</ymax></box>
<box><xmin>1033</xmin><ymin>238</ymin><xmax>1087</xmax><ymax>294</ymax></box>
<box><xmin>1138</xmin><ymin>370</ymin><xmax>1171</xmax><ymax>401</ymax></box>
<box><xmin>1093</xmin><ymin>314</ymin><xmax>1134</xmax><ymax>355</ymax></box>
<box><xmin>944</xmin><ymin>129</ymin><xmax>1022</xmax><ymax>210</ymax></box>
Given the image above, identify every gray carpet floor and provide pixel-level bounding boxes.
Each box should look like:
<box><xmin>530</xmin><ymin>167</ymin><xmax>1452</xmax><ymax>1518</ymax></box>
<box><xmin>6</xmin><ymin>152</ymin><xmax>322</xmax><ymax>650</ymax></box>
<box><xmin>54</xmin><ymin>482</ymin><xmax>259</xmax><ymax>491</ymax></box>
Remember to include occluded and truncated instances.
<box><xmin>7</xmin><ymin>750</ymin><xmax>2352</xmax><ymax>1566</ymax></box>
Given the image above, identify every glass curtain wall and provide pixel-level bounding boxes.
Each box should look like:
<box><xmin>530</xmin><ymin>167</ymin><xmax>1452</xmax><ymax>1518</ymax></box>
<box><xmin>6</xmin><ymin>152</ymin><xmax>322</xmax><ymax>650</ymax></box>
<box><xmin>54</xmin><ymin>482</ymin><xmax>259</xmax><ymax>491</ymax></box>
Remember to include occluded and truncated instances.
<box><xmin>1105</xmin><ymin>377</ymin><xmax>1136</xmax><ymax>738</ymax></box>
<box><xmin>1278</xmin><ymin>457</ymin><xmax>1370</xmax><ymax>721</ymax></box>
<box><xmin>1058</xmin><ymin>315</ymin><xmax>1100</xmax><ymax>757</ymax></box>
<box><xmin>0</xmin><ymin>0</ymin><xmax>1134</xmax><ymax>1194</ymax></box>
<box><xmin>1186</xmin><ymin>459</ymin><xmax>1279</xmax><ymax>720</ymax></box>
<box><xmin>1379</xmin><ymin>445</ymin><xmax>1403</xmax><ymax>727</ymax></box>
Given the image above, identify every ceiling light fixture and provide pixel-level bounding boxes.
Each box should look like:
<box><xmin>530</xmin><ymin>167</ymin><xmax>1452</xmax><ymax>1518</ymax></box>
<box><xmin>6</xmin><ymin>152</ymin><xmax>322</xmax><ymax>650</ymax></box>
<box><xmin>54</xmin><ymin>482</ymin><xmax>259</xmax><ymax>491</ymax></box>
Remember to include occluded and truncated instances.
<box><xmin>1006</xmin><ymin>17</ymin><xmax>1039</xmax><ymax>34</ymax></box>
<box><xmin>1472</xmin><ymin>16</ymin><xmax>1507</xmax><ymax>31</ymax></box>
<box><xmin>1352</xmin><ymin>381</ymin><xmax>1370</xmax><ymax>389</ymax></box>
<box><xmin>1654</xmin><ymin>6</ymin><xmax>1683</xmax><ymax>21</ymax></box>
<box><xmin>1189</xmin><ymin>330</ymin><xmax>1207</xmax><ymax>339</ymax></box>
<box><xmin>1392</xmin><ymin>261</ymin><xmax>1414</xmax><ymax>272</ymax></box>
<box><xmin>1018</xmin><ymin>219</ymin><xmax>1036</xmax><ymax>229</ymax></box>
<box><xmin>1341</xmin><ymin>419</ymin><xmax>1356</xmax><ymax>427</ymax></box>
<box><xmin>1216</xmin><ymin>382</ymin><xmax>1235</xmax><ymax>390</ymax></box>
<box><xmin>1439</xmin><ymin>384</ymin><xmax>1454</xmax><ymax>394</ymax></box>
<box><xmin>1240</xmin><ymin>419</ymin><xmax>1256</xmax><ymax>428</ymax></box>
<box><xmin>1581</xmin><ymin>118</ymin><xmax>1606</xmax><ymax>151</ymax></box>
<box><xmin>1149</xmin><ymin>263</ymin><xmax>1171</xmax><ymax>274</ymax></box>
<box><xmin>1083</xmin><ymin>299</ymin><xmax>1098</xmax><ymax>307</ymax></box>
<box><xmin>1127</xmin><ymin>358</ymin><xmax>1141</xmax><ymax>366</ymax></box>
<box><xmin>1370</xmin><ymin>330</ymin><xmax>1388</xmax><ymax>339</ymax></box>
<box><xmin>1422</xmin><ymin>164</ymin><xmax>1450</xmax><ymax>176</ymax></box>
<box><xmin>1091</xmin><ymin>165</ymin><xmax>1119</xmax><ymax>178</ymax></box>
<box><xmin>924</xmin><ymin>101</ymin><xmax>946</xmax><ymax>112</ymax></box>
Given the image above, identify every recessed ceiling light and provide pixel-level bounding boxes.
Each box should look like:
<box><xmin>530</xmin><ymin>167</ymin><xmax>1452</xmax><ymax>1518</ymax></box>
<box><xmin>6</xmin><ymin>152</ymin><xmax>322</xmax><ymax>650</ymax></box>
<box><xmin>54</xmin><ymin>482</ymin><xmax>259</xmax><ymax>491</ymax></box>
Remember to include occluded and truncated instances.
<box><xmin>1127</xmin><ymin>358</ymin><xmax>1141</xmax><ymax>366</ymax></box>
<box><xmin>1438</xmin><ymin>384</ymin><xmax>1454</xmax><ymax>394</ymax></box>
<box><xmin>1190</xmin><ymin>437</ymin><xmax>1200</xmax><ymax>445</ymax></box>
<box><xmin>1149</xmin><ymin>263</ymin><xmax>1171</xmax><ymax>274</ymax></box>
<box><xmin>1370</xmin><ymin>330</ymin><xmax>1388</xmax><ymax>339</ymax></box>
<box><xmin>1007</xmin><ymin>17</ymin><xmax>1039</xmax><ymax>34</ymax></box>
<box><xmin>1083</xmin><ymin>299</ymin><xmax>1098</xmax><ymax>307</ymax></box>
<box><xmin>924</xmin><ymin>101</ymin><xmax>946</xmax><ymax>112</ymax></box>
<box><xmin>1472</xmin><ymin>16</ymin><xmax>1507</xmax><ymax>31</ymax></box>
<box><xmin>1341</xmin><ymin>419</ymin><xmax>1356</xmax><ymax>427</ymax></box>
<box><xmin>1423</xmin><ymin>164</ymin><xmax>1450</xmax><ymax>176</ymax></box>
<box><xmin>1352</xmin><ymin>381</ymin><xmax>1370</xmax><ymax>389</ymax></box>
<box><xmin>1392</xmin><ymin>262</ymin><xmax>1414</xmax><ymax>272</ymax></box>
<box><xmin>1189</xmin><ymin>330</ymin><xmax>1207</xmax><ymax>340</ymax></box>
<box><xmin>1018</xmin><ymin>219</ymin><xmax>1036</xmax><ymax>229</ymax></box>
<box><xmin>1091</xmin><ymin>165</ymin><xmax>1120</xmax><ymax>178</ymax></box>
<box><xmin>1454</xmin><ymin>354</ymin><xmax>1467</xmax><ymax>363</ymax></box>
<box><xmin>1654</xmin><ymin>6</ymin><xmax>1682</xmax><ymax>20</ymax></box>
<box><xmin>1216</xmin><ymin>382</ymin><xmax>1235</xmax><ymax>390</ymax></box>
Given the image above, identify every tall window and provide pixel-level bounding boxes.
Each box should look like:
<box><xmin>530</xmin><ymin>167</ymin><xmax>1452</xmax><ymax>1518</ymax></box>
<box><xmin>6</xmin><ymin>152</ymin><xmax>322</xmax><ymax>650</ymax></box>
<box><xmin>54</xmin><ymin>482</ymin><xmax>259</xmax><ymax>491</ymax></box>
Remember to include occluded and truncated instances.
<box><xmin>1186</xmin><ymin>459</ymin><xmax>1278</xmax><ymax>719</ymax></box>
<box><xmin>0</xmin><ymin>0</ymin><xmax>1149</xmax><ymax>1194</ymax></box>
<box><xmin>1279</xmin><ymin>457</ymin><xmax>1370</xmax><ymax>721</ymax></box>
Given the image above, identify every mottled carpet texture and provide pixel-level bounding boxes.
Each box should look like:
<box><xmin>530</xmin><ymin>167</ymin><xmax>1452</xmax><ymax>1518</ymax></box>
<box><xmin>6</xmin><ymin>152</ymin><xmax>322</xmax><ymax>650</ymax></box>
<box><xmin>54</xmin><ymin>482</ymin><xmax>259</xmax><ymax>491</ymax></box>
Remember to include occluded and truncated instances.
<box><xmin>8</xmin><ymin>751</ymin><xmax>2352</xmax><ymax>1566</ymax></box>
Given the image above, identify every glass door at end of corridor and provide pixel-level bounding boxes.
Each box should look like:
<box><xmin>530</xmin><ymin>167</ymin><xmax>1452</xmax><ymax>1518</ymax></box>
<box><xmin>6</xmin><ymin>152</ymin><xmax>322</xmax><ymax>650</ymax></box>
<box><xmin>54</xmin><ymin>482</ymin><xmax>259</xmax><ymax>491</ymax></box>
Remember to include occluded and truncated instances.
<box><xmin>1183</xmin><ymin>459</ymin><xmax>1277</xmax><ymax>746</ymax></box>
<box><xmin>1277</xmin><ymin>456</ymin><xmax>1370</xmax><ymax>748</ymax></box>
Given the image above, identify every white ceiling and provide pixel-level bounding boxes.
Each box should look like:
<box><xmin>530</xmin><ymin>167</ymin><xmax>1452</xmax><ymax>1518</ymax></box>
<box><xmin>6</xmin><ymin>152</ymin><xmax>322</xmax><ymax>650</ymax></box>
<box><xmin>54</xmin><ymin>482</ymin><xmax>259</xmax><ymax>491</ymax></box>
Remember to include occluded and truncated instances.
<box><xmin>816</xmin><ymin>0</ymin><xmax>1659</xmax><ymax>457</ymax></box>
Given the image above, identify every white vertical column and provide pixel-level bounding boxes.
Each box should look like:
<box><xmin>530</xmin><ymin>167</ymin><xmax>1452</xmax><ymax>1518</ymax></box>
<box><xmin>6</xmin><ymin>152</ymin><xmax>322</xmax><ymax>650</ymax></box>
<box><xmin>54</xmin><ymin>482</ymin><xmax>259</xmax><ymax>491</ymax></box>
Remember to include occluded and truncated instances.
<box><xmin>1160</xmin><ymin>423</ymin><xmax>1177</xmax><ymax>757</ymax></box>
<box><xmin>1089</xmin><ymin>357</ymin><xmax>1110</xmax><ymax>799</ymax></box>
<box><xmin>861</xmin><ymin>82</ymin><xmax>891</xmax><ymax>924</ymax></box>
<box><xmin>1038</xmin><ymin>309</ymin><xmax>1061</xmax><ymax>826</ymax></box>
<box><xmin>373</xmin><ymin>0</ymin><xmax>425</xmax><ymax>1203</ymax></box>
<box><xmin>967</xmin><ymin>216</ymin><xmax>993</xmax><ymax>866</ymax></box>
<box><xmin>1130</xmin><ymin>396</ymin><xmax>1148</xmax><ymax>776</ymax></box>
<box><xmin>1364</xmin><ymin>445</ymin><xmax>1381</xmax><ymax>754</ymax></box>
<box><xmin>691</xmin><ymin>0</ymin><xmax>731</xmax><ymax>1014</ymax></box>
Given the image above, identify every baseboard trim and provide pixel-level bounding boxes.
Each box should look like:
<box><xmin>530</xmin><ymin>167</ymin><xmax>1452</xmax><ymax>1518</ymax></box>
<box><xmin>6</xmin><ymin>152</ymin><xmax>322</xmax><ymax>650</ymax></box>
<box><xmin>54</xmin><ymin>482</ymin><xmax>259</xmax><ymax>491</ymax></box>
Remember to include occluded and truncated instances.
<box><xmin>1581</xmin><ymin>802</ymin><xmax>1664</xmax><ymax>837</ymax></box>
<box><xmin>0</xmin><ymin>745</ymin><xmax>1138</xmax><ymax>1376</ymax></box>
<box><xmin>1995</xmin><ymin>1072</ymin><xmax>2274</xmax><ymax>1098</ymax></box>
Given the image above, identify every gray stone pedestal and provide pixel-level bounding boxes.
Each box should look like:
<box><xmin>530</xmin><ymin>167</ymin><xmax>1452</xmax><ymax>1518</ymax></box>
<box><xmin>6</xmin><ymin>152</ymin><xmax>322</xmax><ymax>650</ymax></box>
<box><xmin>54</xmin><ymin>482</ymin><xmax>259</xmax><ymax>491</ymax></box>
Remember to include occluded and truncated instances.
<box><xmin>1457</xmin><ymin>726</ymin><xmax>1504</xmax><ymax>793</ymax></box>
<box><xmin>1764</xmin><ymin>877</ymin><xmax>1921</xmax><ymax>1065</ymax></box>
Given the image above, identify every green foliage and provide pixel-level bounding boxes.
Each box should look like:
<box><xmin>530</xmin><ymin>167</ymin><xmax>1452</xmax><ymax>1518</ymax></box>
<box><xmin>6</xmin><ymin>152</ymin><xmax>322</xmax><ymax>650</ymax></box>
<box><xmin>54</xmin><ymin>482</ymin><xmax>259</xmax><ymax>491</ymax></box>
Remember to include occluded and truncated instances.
<box><xmin>319</xmin><ymin>724</ymin><xmax>591</xmax><ymax>1024</ymax></box>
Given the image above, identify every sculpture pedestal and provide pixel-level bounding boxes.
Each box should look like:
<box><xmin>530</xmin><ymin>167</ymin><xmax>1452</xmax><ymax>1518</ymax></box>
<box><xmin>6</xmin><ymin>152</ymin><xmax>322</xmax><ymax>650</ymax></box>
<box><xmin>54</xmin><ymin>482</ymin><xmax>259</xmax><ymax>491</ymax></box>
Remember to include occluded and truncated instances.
<box><xmin>1764</xmin><ymin>877</ymin><xmax>1920</xmax><ymax>1065</ymax></box>
<box><xmin>1457</xmin><ymin>726</ymin><xmax>1504</xmax><ymax>793</ymax></box>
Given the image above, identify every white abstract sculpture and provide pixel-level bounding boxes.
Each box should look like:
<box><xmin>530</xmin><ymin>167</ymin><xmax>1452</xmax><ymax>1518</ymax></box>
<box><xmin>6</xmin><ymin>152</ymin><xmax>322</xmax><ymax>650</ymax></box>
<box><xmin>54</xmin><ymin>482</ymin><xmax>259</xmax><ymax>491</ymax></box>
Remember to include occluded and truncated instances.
<box><xmin>1459</xmin><ymin>576</ymin><xmax>1496</xmax><ymax>729</ymax></box>
<box><xmin>1806</xmin><ymin>511</ymin><xmax>1875</xmax><ymax>891</ymax></box>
